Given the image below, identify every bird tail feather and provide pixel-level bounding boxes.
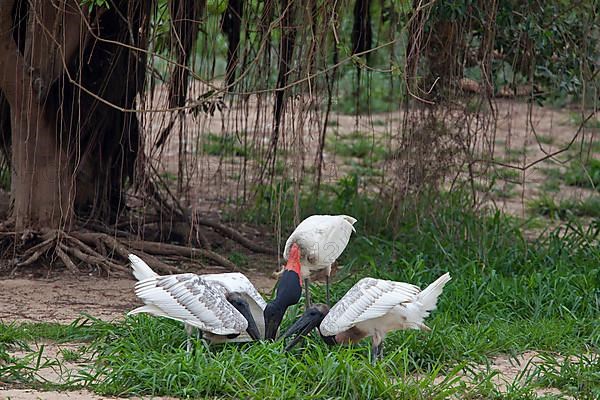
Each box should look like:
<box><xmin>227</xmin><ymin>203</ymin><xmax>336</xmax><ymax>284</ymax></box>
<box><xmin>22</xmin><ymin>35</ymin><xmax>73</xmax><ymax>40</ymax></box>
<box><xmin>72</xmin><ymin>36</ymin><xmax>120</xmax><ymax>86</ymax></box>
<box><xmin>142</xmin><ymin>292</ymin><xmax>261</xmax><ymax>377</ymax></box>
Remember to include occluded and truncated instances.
<box><xmin>341</xmin><ymin>215</ymin><xmax>358</xmax><ymax>231</ymax></box>
<box><xmin>129</xmin><ymin>254</ymin><xmax>158</xmax><ymax>281</ymax></box>
<box><xmin>417</xmin><ymin>272</ymin><xmax>451</xmax><ymax>312</ymax></box>
<box><xmin>127</xmin><ymin>304</ymin><xmax>168</xmax><ymax>317</ymax></box>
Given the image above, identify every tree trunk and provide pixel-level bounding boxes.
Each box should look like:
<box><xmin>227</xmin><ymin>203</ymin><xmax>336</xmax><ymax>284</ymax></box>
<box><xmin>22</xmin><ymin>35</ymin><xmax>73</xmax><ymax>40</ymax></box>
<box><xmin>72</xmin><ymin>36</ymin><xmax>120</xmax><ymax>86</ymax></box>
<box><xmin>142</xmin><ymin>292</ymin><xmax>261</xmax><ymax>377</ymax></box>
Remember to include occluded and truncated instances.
<box><xmin>10</xmin><ymin>100</ymin><xmax>72</xmax><ymax>230</ymax></box>
<box><xmin>0</xmin><ymin>0</ymin><xmax>83</xmax><ymax>230</ymax></box>
<box><xmin>0</xmin><ymin>0</ymin><xmax>149</xmax><ymax>230</ymax></box>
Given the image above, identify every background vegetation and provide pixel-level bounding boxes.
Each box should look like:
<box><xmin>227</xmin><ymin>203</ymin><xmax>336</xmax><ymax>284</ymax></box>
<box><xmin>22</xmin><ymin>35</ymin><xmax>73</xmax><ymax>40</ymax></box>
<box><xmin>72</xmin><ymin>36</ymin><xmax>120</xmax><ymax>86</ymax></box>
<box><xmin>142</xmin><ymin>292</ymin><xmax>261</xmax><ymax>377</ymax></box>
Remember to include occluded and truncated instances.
<box><xmin>0</xmin><ymin>0</ymin><xmax>598</xmax><ymax>398</ymax></box>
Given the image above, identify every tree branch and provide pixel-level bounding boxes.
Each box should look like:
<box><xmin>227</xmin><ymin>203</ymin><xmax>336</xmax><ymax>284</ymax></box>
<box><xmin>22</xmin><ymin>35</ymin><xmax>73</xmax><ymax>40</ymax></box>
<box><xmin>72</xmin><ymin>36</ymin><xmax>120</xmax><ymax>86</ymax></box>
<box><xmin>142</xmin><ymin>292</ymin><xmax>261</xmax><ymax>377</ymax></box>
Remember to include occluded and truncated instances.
<box><xmin>127</xmin><ymin>240</ymin><xmax>238</xmax><ymax>270</ymax></box>
<box><xmin>196</xmin><ymin>218</ymin><xmax>276</xmax><ymax>255</ymax></box>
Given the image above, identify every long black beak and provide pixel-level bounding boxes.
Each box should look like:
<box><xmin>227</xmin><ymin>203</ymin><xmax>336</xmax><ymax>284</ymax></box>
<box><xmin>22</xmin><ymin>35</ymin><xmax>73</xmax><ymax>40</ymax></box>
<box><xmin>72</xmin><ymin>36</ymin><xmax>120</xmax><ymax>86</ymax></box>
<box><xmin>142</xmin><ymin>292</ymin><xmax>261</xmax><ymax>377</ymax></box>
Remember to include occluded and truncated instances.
<box><xmin>229</xmin><ymin>297</ymin><xmax>261</xmax><ymax>340</ymax></box>
<box><xmin>238</xmin><ymin>305</ymin><xmax>261</xmax><ymax>341</ymax></box>
<box><xmin>282</xmin><ymin>305</ymin><xmax>327</xmax><ymax>351</ymax></box>
<box><xmin>264</xmin><ymin>316</ymin><xmax>280</xmax><ymax>340</ymax></box>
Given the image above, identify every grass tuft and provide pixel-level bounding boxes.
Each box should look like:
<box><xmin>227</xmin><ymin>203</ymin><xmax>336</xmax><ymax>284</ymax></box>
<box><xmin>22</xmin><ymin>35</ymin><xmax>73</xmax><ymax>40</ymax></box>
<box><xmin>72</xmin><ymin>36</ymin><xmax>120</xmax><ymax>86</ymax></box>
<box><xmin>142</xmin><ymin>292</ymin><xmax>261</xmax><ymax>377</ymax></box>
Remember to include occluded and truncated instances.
<box><xmin>1</xmin><ymin>189</ymin><xmax>598</xmax><ymax>398</ymax></box>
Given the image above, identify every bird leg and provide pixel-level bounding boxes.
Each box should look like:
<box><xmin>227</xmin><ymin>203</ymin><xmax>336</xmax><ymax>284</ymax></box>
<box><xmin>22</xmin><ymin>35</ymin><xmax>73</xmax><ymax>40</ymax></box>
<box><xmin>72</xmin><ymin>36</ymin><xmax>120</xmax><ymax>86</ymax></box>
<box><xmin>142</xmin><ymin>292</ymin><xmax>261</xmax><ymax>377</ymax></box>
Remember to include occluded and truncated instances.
<box><xmin>304</xmin><ymin>278</ymin><xmax>311</xmax><ymax>310</ymax></box>
<box><xmin>371</xmin><ymin>335</ymin><xmax>384</xmax><ymax>365</ymax></box>
<box><xmin>325</xmin><ymin>274</ymin><xmax>330</xmax><ymax>307</ymax></box>
<box><xmin>185</xmin><ymin>324</ymin><xmax>195</xmax><ymax>353</ymax></box>
<box><xmin>370</xmin><ymin>343</ymin><xmax>381</xmax><ymax>365</ymax></box>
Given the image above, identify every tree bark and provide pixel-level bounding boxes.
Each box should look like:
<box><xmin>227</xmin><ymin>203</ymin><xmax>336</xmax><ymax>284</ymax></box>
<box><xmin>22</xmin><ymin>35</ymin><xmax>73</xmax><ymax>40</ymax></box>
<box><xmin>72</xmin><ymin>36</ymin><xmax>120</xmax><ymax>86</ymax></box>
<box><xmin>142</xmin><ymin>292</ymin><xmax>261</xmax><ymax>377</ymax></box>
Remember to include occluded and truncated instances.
<box><xmin>0</xmin><ymin>0</ymin><xmax>84</xmax><ymax>230</ymax></box>
<box><xmin>222</xmin><ymin>0</ymin><xmax>243</xmax><ymax>90</ymax></box>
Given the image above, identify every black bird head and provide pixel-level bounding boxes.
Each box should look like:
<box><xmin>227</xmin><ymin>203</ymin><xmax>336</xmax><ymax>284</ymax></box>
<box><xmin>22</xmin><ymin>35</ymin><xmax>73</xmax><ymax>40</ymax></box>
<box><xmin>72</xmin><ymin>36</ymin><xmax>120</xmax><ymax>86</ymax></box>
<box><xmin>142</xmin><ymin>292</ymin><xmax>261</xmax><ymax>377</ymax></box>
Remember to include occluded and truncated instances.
<box><xmin>281</xmin><ymin>303</ymin><xmax>331</xmax><ymax>351</ymax></box>
<box><xmin>227</xmin><ymin>292</ymin><xmax>261</xmax><ymax>340</ymax></box>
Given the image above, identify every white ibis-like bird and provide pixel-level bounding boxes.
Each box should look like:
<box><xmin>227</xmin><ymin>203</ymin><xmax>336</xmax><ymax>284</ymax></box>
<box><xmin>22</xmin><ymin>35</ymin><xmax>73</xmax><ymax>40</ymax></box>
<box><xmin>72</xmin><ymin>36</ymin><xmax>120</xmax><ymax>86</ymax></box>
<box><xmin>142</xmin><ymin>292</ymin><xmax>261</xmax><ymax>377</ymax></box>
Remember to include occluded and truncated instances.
<box><xmin>283</xmin><ymin>215</ymin><xmax>357</xmax><ymax>307</ymax></box>
<box><xmin>282</xmin><ymin>273</ymin><xmax>451</xmax><ymax>363</ymax></box>
<box><xmin>127</xmin><ymin>254</ymin><xmax>261</xmax><ymax>351</ymax></box>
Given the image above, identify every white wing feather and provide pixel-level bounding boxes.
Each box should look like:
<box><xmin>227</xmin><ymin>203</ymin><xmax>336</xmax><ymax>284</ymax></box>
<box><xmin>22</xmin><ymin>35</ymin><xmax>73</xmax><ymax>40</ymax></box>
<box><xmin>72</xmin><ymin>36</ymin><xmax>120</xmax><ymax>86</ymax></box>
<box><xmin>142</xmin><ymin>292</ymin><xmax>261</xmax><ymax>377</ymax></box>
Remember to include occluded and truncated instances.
<box><xmin>283</xmin><ymin>215</ymin><xmax>357</xmax><ymax>267</ymax></box>
<box><xmin>132</xmin><ymin>274</ymin><xmax>247</xmax><ymax>335</ymax></box>
<box><xmin>201</xmin><ymin>272</ymin><xmax>267</xmax><ymax>310</ymax></box>
<box><xmin>319</xmin><ymin>277</ymin><xmax>420</xmax><ymax>336</ymax></box>
<box><xmin>129</xmin><ymin>254</ymin><xmax>159</xmax><ymax>281</ymax></box>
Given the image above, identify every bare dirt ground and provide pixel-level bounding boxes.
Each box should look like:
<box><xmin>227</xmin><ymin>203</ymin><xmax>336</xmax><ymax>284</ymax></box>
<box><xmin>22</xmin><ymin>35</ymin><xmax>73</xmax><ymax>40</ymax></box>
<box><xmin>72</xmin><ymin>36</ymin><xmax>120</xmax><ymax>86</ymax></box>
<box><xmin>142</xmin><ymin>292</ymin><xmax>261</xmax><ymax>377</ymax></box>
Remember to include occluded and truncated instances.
<box><xmin>0</xmin><ymin>277</ymin><xmax>137</xmax><ymax>324</ymax></box>
<box><xmin>0</xmin><ymin>270</ymin><xmax>278</xmax><ymax>325</ymax></box>
<box><xmin>1</xmin><ymin>100</ymin><xmax>596</xmax><ymax>398</ymax></box>
<box><xmin>0</xmin><ymin>389</ymin><xmax>176</xmax><ymax>400</ymax></box>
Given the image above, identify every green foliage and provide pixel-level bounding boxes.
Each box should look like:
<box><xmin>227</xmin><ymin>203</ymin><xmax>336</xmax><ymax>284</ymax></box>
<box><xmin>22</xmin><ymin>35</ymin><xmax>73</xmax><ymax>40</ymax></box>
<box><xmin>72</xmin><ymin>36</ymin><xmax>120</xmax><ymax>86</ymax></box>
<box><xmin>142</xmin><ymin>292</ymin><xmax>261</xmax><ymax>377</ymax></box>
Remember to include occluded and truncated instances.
<box><xmin>529</xmin><ymin>195</ymin><xmax>600</xmax><ymax>219</ymax></box>
<box><xmin>202</xmin><ymin>133</ymin><xmax>250</xmax><ymax>157</ymax></box>
<box><xmin>326</xmin><ymin>131</ymin><xmax>388</xmax><ymax>161</ymax></box>
<box><xmin>1</xmin><ymin>194</ymin><xmax>598</xmax><ymax>398</ymax></box>
<box><xmin>333</xmin><ymin>68</ymin><xmax>404</xmax><ymax>115</ymax></box>
<box><xmin>432</xmin><ymin>1</ymin><xmax>598</xmax><ymax>105</ymax></box>
<box><xmin>570</xmin><ymin>114</ymin><xmax>600</xmax><ymax>130</ymax></box>
<box><xmin>80</xmin><ymin>0</ymin><xmax>110</xmax><ymax>13</ymax></box>
<box><xmin>564</xmin><ymin>158</ymin><xmax>600</xmax><ymax>191</ymax></box>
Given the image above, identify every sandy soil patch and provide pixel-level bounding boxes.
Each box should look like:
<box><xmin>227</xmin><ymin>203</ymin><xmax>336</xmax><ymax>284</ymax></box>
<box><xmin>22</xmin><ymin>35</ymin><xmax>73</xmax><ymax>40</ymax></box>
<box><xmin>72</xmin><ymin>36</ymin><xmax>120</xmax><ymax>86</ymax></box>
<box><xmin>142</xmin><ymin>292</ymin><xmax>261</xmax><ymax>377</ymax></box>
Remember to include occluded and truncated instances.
<box><xmin>0</xmin><ymin>389</ymin><xmax>176</xmax><ymax>400</ymax></box>
<box><xmin>0</xmin><ymin>277</ymin><xmax>138</xmax><ymax>324</ymax></box>
<box><xmin>0</xmin><ymin>272</ymin><xmax>277</xmax><ymax>325</ymax></box>
<box><xmin>419</xmin><ymin>351</ymin><xmax>576</xmax><ymax>398</ymax></box>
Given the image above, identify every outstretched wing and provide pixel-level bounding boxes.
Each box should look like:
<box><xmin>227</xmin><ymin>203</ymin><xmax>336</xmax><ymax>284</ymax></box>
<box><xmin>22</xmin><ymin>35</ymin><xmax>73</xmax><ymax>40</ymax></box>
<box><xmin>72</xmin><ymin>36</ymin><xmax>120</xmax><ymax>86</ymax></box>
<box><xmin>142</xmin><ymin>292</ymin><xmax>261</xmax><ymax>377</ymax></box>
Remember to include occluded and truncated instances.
<box><xmin>320</xmin><ymin>277</ymin><xmax>420</xmax><ymax>336</ymax></box>
<box><xmin>133</xmin><ymin>274</ymin><xmax>247</xmax><ymax>335</ymax></box>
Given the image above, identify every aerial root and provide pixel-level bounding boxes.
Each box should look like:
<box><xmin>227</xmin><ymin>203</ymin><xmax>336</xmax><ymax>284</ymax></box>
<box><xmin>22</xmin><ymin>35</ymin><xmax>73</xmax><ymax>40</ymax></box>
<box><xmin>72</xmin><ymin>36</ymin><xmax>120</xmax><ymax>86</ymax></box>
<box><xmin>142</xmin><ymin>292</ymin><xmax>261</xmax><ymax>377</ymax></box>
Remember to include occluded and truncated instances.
<box><xmin>5</xmin><ymin>224</ymin><xmax>249</xmax><ymax>275</ymax></box>
<box><xmin>71</xmin><ymin>232</ymin><xmax>239</xmax><ymax>273</ymax></box>
<box><xmin>55</xmin><ymin>245</ymin><xmax>79</xmax><ymax>274</ymax></box>
<box><xmin>17</xmin><ymin>231</ymin><xmax>58</xmax><ymax>267</ymax></box>
<box><xmin>195</xmin><ymin>218</ymin><xmax>276</xmax><ymax>255</ymax></box>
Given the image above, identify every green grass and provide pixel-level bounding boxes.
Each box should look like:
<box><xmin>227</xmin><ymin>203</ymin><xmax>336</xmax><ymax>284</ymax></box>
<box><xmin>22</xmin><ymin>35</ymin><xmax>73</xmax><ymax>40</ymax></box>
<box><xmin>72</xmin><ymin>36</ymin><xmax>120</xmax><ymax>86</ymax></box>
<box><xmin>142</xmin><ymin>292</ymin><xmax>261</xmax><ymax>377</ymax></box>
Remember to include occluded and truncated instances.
<box><xmin>160</xmin><ymin>171</ymin><xmax>177</xmax><ymax>182</ymax></box>
<box><xmin>491</xmin><ymin>183</ymin><xmax>517</xmax><ymax>199</ymax></box>
<box><xmin>494</xmin><ymin>167</ymin><xmax>522</xmax><ymax>181</ymax></box>
<box><xmin>564</xmin><ymin>158</ymin><xmax>600</xmax><ymax>191</ymax></box>
<box><xmin>535</xmin><ymin>135</ymin><xmax>556</xmax><ymax>145</ymax></box>
<box><xmin>528</xmin><ymin>195</ymin><xmax>600</xmax><ymax>219</ymax></box>
<box><xmin>569</xmin><ymin>113</ymin><xmax>600</xmax><ymax>130</ymax></box>
<box><xmin>503</xmin><ymin>147</ymin><xmax>529</xmax><ymax>163</ymax></box>
<box><xmin>2</xmin><ymin>191</ymin><xmax>599</xmax><ymax>398</ymax></box>
<box><xmin>326</xmin><ymin>132</ymin><xmax>388</xmax><ymax>162</ymax></box>
<box><xmin>202</xmin><ymin>133</ymin><xmax>250</xmax><ymax>157</ymax></box>
<box><xmin>533</xmin><ymin>353</ymin><xmax>600</xmax><ymax>399</ymax></box>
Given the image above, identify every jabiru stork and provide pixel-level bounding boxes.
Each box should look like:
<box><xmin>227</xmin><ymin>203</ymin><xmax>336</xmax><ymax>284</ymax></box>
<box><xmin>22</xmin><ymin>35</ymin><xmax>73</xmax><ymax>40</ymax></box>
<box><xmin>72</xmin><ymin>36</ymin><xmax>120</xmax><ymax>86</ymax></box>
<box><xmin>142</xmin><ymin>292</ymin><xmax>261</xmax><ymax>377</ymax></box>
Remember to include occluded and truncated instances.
<box><xmin>283</xmin><ymin>214</ymin><xmax>357</xmax><ymax>307</ymax></box>
<box><xmin>282</xmin><ymin>273</ymin><xmax>451</xmax><ymax>363</ymax></box>
<box><xmin>128</xmin><ymin>254</ymin><xmax>261</xmax><ymax>351</ymax></box>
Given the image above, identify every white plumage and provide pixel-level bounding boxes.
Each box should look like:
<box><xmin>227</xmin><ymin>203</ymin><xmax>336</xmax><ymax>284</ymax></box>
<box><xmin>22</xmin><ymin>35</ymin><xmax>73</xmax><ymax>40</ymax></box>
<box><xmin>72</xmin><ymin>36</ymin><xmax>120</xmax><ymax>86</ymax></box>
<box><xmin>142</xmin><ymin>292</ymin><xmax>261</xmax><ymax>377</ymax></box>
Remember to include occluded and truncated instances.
<box><xmin>320</xmin><ymin>273</ymin><xmax>451</xmax><ymax>338</ymax></box>
<box><xmin>283</xmin><ymin>273</ymin><xmax>451</xmax><ymax>363</ymax></box>
<box><xmin>284</xmin><ymin>215</ymin><xmax>357</xmax><ymax>279</ymax></box>
<box><xmin>131</xmin><ymin>273</ymin><xmax>247</xmax><ymax>335</ymax></box>
<box><xmin>128</xmin><ymin>254</ymin><xmax>265</xmax><ymax>347</ymax></box>
<box><xmin>201</xmin><ymin>272</ymin><xmax>267</xmax><ymax>342</ymax></box>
